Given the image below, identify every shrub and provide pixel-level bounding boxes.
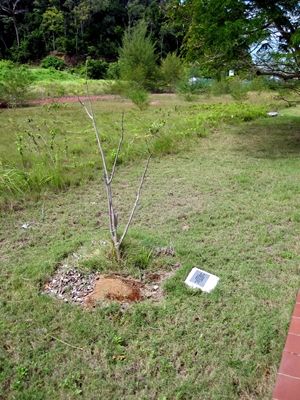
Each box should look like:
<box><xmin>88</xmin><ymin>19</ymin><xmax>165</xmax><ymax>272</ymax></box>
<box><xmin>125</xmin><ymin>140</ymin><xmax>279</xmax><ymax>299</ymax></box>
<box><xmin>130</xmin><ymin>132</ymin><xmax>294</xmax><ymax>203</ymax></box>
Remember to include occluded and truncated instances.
<box><xmin>76</xmin><ymin>59</ymin><xmax>108</xmax><ymax>79</ymax></box>
<box><xmin>176</xmin><ymin>75</ymin><xmax>211</xmax><ymax>100</ymax></box>
<box><xmin>106</xmin><ymin>62</ymin><xmax>121</xmax><ymax>80</ymax></box>
<box><xmin>248</xmin><ymin>77</ymin><xmax>269</xmax><ymax>92</ymax></box>
<box><xmin>85</xmin><ymin>58</ymin><xmax>108</xmax><ymax>79</ymax></box>
<box><xmin>0</xmin><ymin>60</ymin><xmax>15</xmax><ymax>80</ymax></box>
<box><xmin>0</xmin><ymin>65</ymin><xmax>33</xmax><ymax>104</ymax></box>
<box><xmin>160</xmin><ymin>53</ymin><xmax>184</xmax><ymax>91</ymax></box>
<box><xmin>10</xmin><ymin>41</ymin><xmax>32</xmax><ymax>63</ymax></box>
<box><xmin>211</xmin><ymin>79</ymin><xmax>231</xmax><ymax>96</ymax></box>
<box><xmin>41</xmin><ymin>55</ymin><xmax>67</xmax><ymax>70</ymax></box>
<box><xmin>228</xmin><ymin>78</ymin><xmax>249</xmax><ymax>101</ymax></box>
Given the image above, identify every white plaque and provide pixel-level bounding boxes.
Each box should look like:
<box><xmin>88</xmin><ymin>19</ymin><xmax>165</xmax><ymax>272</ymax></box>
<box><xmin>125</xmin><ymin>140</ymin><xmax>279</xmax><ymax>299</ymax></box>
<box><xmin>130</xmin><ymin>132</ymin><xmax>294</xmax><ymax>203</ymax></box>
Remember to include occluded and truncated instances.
<box><xmin>185</xmin><ymin>267</ymin><xmax>219</xmax><ymax>293</ymax></box>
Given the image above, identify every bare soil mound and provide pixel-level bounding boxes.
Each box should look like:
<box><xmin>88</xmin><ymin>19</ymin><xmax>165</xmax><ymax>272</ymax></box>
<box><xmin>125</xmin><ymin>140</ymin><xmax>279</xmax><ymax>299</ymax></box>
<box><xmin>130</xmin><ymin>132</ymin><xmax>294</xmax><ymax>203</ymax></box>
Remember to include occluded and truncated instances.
<box><xmin>44</xmin><ymin>265</ymin><xmax>174</xmax><ymax>308</ymax></box>
<box><xmin>84</xmin><ymin>275</ymin><xmax>142</xmax><ymax>307</ymax></box>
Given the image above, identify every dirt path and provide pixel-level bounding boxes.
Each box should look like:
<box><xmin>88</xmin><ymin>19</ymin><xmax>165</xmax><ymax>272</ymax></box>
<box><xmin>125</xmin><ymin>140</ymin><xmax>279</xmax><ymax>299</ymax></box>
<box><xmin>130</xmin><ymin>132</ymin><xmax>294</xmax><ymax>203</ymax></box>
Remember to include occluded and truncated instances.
<box><xmin>28</xmin><ymin>94</ymin><xmax>120</xmax><ymax>105</ymax></box>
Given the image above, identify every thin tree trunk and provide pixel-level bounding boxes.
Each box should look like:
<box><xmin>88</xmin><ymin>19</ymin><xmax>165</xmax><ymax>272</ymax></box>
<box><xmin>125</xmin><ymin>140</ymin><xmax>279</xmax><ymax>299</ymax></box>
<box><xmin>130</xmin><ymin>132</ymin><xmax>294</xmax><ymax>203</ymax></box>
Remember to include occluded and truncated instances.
<box><xmin>0</xmin><ymin>33</ymin><xmax>8</xmax><ymax>49</ymax></box>
<box><xmin>79</xmin><ymin>81</ymin><xmax>152</xmax><ymax>261</ymax></box>
<box><xmin>12</xmin><ymin>17</ymin><xmax>19</xmax><ymax>47</ymax></box>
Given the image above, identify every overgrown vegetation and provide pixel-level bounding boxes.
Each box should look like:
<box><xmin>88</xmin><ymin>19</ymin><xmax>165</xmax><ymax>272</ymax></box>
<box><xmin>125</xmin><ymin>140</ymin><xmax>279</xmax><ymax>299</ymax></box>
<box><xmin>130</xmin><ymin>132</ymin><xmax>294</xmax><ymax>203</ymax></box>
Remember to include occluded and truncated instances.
<box><xmin>41</xmin><ymin>55</ymin><xmax>67</xmax><ymax>71</ymax></box>
<box><xmin>0</xmin><ymin>61</ymin><xmax>33</xmax><ymax>104</ymax></box>
<box><xmin>0</xmin><ymin>90</ymin><xmax>282</xmax><ymax>209</ymax></box>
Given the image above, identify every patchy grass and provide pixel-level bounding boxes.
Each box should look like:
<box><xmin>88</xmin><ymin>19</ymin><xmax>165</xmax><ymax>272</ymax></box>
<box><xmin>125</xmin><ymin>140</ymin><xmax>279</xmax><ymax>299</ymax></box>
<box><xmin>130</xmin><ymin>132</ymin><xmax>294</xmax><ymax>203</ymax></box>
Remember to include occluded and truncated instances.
<box><xmin>0</xmin><ymin>93</ymin><xmax>283</xmax><ymax>209</ymax></box>
<box><xmin>0</xmin><ymin>95</ymin><xmax>300</xmax><ymax>399</ymax></box>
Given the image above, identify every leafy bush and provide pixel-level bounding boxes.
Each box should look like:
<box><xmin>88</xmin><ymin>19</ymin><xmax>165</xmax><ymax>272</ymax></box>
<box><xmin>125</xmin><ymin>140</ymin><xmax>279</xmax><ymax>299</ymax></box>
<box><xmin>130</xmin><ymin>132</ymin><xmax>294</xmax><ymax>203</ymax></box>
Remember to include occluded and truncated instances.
<box><xmin>160</xmin><ymin>53</ymin><xmax>184</xmax><ymax>91</ymax></box>
<box><xmin>85</xmin><ymin>58</ymin><xmax>108</xmax><ymax>79</ymax></box>
<box><xmin>10</xmin><ymin>42</ymin><xmax>31</xmax><ymax>63</ymax></box>
<box><xmin>248</xmin><ymin>77</ymin><xmax>270</xmax><ymax>92</ymax></box>
<box><xmin>211</xmin><ymin>77</ymin><xmax>250</xmax><ymax>99</ymax></box>
<box><xmin>41</xmin><ymin>56</ymin><xmax>67</xmax><ymax>71</ymax></box>
<box><xmin>176</xmin><ymin>75</ymin><xmax>211</xmax><ymax>100</ymax></box>
<box><xmin>106</xmin><ymin>62</ymin><xmax>121</xmax><ymax>79</ymax></box>
<box><xmin>228</xmin><ymin>78</ymin><xmax>249</xmax><ymax>101</ymax></box>
<box><xmin>210</xmin><ymin>79</ymin><xmax>231</xmax><ymax>96</ymax></box>
<box><xmin>0</xmin><ymin>64</ymin><xmax>33</xmax><ymax>104</ymax></box>
<box><xmin>76</xmin><ymin>59</ymin><xmax>108</xmax><ymax>79</ymax></box>
<box><xmin>0</xmin><ymin>60</ymin><xmax>15</xmax><ymax>79</ymax></box>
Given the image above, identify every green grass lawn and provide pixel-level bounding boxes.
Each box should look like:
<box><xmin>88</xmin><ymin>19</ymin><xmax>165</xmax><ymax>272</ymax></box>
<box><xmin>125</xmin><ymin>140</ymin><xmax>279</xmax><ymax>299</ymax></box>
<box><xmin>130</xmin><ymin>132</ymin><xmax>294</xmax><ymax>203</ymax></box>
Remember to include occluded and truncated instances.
<box><xmin>1</xmin><ymin>92</ymin><xmax>300</xmax><ymax>399</ymax></box>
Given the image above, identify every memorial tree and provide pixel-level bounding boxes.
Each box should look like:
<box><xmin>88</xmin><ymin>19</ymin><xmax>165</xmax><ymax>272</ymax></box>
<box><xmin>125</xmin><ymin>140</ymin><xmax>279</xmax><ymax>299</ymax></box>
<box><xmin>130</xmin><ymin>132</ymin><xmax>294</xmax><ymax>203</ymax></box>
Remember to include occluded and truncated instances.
<box><xmin>79</xmin><ymin>81</ymin><xmax>152</xmax><ymax>261</ymax></box>
<box><xmin>171</xmin><ymin>0</ymin><xmax>300</xmax><ymax>82</ymax></box>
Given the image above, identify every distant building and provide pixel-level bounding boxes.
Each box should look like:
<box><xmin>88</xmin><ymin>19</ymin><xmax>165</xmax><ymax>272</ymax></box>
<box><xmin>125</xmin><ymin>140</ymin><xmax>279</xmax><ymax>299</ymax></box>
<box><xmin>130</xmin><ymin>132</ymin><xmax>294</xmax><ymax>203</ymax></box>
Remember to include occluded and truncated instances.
<box><xmin>189</xmin><ymin>77</ymin><xmax>201</xmax><ymax>84</ymax></box>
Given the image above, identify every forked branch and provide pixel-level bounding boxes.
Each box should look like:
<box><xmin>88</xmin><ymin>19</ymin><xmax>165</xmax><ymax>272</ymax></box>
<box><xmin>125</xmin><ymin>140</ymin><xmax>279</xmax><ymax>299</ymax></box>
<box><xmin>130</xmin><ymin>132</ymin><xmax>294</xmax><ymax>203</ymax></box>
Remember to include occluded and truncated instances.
<box><xmin>79</xmin><ymin>83</ymin><xmax>151</xmax><ymax>260</ymax></box>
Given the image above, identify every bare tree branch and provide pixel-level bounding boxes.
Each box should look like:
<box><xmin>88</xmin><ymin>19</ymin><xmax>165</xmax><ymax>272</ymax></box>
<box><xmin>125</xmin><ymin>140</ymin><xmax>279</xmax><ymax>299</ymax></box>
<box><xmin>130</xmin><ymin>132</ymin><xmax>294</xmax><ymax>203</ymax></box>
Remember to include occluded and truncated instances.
<box><xmin>79</xmin><ymin>79</ymin><xmax>151</xmax><ymax>260</ymax></box>
<box><xmin>118</xmin><ymin>149</ymin><xmax>152</xmax><ymax>248</ymax></box>
<box><xmin>108</xmin><ymin>110</ymin><xmax>124</xmax><ymax>185</ymax></box>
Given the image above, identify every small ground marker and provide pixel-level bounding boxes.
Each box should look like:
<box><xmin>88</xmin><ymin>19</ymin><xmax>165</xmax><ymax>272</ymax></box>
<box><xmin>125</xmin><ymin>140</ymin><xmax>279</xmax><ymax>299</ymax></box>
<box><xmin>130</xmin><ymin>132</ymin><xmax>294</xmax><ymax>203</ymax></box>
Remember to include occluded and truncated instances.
<box><xmin>185</xmin><ymin>268</ymin><xmax>219</xmax><ymax>293</ymax></box>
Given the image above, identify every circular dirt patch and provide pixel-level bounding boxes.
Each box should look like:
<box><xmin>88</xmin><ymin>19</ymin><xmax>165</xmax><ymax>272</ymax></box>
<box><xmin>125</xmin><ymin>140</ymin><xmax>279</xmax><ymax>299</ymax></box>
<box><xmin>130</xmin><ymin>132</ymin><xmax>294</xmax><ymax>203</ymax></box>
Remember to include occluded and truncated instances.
<box><xmin>84</xmin><ymin>275</ymin><xmax>142</xmax><ymax>307</ymax></box>
<box><xmin>44</xmin><ymin>264</ymin><xmax>176</xmax><ymax>308</ymax></box>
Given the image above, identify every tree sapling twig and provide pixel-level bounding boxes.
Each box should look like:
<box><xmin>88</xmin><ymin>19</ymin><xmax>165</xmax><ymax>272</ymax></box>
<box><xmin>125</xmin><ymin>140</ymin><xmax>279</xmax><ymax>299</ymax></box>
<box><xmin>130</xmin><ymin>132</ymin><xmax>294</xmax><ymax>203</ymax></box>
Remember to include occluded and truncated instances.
<box><xmin>79</xmin><ymin>80</ymin><xmax>151</xmax><ymax>260</ymax></box>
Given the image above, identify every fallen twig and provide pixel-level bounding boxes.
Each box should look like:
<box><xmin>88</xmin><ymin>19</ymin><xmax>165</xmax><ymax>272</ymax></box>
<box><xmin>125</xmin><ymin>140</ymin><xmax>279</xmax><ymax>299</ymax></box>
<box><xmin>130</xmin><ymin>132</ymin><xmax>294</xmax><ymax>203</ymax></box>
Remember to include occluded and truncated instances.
<box><xmin>49</xmin><ymin>335</ymin><xmax>84</xmax><ymax>350</ymax></box>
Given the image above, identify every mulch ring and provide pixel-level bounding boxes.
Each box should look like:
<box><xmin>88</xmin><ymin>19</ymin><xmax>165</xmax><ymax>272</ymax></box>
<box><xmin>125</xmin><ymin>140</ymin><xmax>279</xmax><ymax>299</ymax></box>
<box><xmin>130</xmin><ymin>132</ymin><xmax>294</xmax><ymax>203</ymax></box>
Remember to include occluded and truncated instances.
<box><xmin>44</xmin><ymin>264</ymin><xmax>175</xmax><ymax>309</ymax></box>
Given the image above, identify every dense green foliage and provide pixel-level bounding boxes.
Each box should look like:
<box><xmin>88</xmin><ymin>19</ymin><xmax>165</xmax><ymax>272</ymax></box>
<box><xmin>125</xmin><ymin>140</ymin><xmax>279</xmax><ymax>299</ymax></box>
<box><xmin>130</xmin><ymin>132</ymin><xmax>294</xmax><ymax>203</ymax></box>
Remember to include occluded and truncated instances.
<box><xmin>173</xmin><ymin>0</ymin><xmax>300</xmax><ymax>79</ymax></box>
<box><xmin>0</xmin><ymin>60</ymin><xmax>33</xmax><ymax>103</ymax></box>
<box><xmin>0</xmin><ymin>0</ymin><xmax>182</xmax><ymax>63</ymax></box>
<box><xmin>118</xmin><ymin>20</ymin><xmax>158</xmax><ymax>89</ymax></box>
<box><xmin>41</xmin><ymin>55</ymin><xmax>67</xmax><ymax>70</ymax></box>
<box><xmin>0</xmin><ymin>1</ymin><xmax>299</xmax><ymax>93</ymax></box>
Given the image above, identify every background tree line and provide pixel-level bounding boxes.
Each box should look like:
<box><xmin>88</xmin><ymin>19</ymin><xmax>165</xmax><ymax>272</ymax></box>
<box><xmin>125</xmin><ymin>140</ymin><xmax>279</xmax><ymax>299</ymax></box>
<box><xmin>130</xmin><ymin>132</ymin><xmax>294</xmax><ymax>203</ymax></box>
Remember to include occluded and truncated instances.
<box><xmin>0</xmin><ymin>0</ymin><xmax>299</xmax><ymax>96</ymax></box>
<box><xmin>0</xmin><ymin>0</ymin><xmax>183</xmax><ymax>64</ymax></box>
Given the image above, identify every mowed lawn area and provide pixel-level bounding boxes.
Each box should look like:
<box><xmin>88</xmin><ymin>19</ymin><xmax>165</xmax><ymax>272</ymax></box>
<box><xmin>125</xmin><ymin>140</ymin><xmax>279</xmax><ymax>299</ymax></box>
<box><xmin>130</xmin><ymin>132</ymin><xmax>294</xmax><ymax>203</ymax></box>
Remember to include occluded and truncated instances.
<box><xmin>1</xmin><ymin>93</ymin><xmax>300</xmax><ymax>399</ymax></box>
